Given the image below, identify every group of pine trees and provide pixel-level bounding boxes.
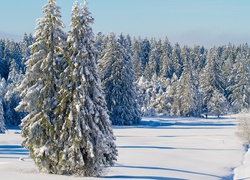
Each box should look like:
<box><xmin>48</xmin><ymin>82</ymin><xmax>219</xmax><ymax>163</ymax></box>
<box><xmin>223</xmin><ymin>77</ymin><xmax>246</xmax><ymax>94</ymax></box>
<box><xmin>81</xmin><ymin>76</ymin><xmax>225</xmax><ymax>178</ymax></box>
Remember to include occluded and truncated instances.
<box><xmin>0</xmin><ymin>0</ymin><xmax>250</xmax><ymax>177</ymax></box>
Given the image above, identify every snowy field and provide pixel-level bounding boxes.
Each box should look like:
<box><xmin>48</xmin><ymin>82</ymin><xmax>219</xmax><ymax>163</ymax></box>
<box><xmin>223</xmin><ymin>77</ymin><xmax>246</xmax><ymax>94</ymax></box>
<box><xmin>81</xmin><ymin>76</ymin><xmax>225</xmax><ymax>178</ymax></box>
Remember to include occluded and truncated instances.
<box><xmin>0</xmin><ymin>116</ymin><xmax>249</xmax><ymax>180</ymax></box>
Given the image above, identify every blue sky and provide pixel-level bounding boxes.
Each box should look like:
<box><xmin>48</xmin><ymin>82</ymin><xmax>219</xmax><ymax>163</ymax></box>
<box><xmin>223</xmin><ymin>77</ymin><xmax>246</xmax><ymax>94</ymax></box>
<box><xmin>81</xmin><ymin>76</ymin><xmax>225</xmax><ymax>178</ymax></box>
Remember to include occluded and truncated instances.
<box><xmin>0</xmin><ymin>0</ymin><xmax>249</xmax><ymax>47</ymax></box>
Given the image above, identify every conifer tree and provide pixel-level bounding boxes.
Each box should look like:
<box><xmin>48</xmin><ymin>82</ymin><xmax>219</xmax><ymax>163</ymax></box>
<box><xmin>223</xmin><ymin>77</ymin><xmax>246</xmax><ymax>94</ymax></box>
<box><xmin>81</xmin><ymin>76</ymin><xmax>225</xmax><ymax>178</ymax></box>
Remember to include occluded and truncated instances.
<box><xmin>0</xmin><ymin>78</ymin><xmax>6</xmax><ymax>133</ymax></box>
<box><xmin>200</xmin><ymin>49</ymin><xmax>225</xmax><ymax>115</ymax></box>
<box><xmin>172</xmin><ymin>43</ymin><xmax>182</xmax><ymax>78</ymax></box>
<box><xmin>169</xmin><ymin>73</ymin><xmax>180</xmax><ymax>116</ymax></box>
<box><xmin>159</xmin><ymin>37</ymin><xmax>173</xmax><ymax>79</ymax></box>
<box><xmin>20</xmin><ymin>33</ymin><xmax>34</xmax><ymax>74</ymax></box>
<box><xmin>0</xmin><ymin>40</ymin><xmax>9</xmax><ymax>81</ymax></box>
<box><xmin>131</xmin><ymin>37</ymin><xmax>143</xmax><ymax>80</ymax></box>
<box><xmin>137</xmin><ymin>76</ymin><xmax>150</xmax><ymax>115</ymax></box>
<box><xmin>140</xmin><ymin>38</ymin><xmax>151</xmax><ymax>74</ymax></box>
<box><xmin>4</xmin><ymin>47</ymin><xmax>27</xmax><ymax>126</ymax></box>
<box><xmin>191</xmin><ymin>45</ymin><xmax>206</xmax><ymax>76</ymax></box>
<box><xmin>178</xmin><ymin>57</ymin><xmax>198</xmax><ymax>117</ymax></box>
<box><xmin>0</xmin><ymin>101</ymin><xmax>5</xmax><ymax>133</ymax></box>
<box><xmin>53</xmin><ymin>1</ymin><xmax>117</xmax><ymax>176</ymax></box>
<box><xmin>99</xmin><ymin>33</ymin><xmax>141</xmax><ymax>125</ymax></box>
<box><xmin>144</xmin><ymin>38</ymin><xmax>160</xmax><ymax>80</ymax></box>
<box><xmin>4</xmin><ymin>73</ymin><xmax>26</xmax><ymax>126</ymax></box>
<box><xmin>95</xmin><ymin>32</ymin><xmax>108</xmax><ymax>61</ymax></box>
<box><xmin>227</xmin><ymin>54</ymin><xmax>250</xmax><ymax>112</ymax></box>
<box><xmin>16</xmin><ymin>0</ymin><xmax>66</xmax><ymax>174</ymax></box>
<box><xmin>207</xmin><ymin>89</ymin><xmax>228</xmax><ymax>118</ymax></box>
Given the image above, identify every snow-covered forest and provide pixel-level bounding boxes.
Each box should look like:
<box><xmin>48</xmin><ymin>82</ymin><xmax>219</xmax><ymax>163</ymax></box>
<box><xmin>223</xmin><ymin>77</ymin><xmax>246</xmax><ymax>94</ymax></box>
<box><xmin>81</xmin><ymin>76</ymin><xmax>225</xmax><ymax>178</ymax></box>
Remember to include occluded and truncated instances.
<box><xmin>1</xmin><ymin>0</ymin><xmax>250</xmax><ymax>178</ymax></box>
<box><xmin>1</xmin><ymin>33</ymin><xmax>250</xmax><ymax>127</ymax></box>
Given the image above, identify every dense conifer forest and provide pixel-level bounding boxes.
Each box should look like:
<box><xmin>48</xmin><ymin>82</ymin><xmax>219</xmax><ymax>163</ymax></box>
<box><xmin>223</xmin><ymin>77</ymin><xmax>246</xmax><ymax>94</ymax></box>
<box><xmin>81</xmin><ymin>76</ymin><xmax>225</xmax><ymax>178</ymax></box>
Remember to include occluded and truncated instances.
<box><xmin>0</xmin><ymin>33</ymin><xmax>250</xmax><ymax>127</ymax></box>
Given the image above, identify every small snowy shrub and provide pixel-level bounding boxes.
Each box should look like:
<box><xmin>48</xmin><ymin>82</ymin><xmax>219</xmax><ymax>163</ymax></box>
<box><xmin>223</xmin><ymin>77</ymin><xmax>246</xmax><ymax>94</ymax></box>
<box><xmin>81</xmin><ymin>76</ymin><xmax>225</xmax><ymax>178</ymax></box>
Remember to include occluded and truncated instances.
<box><xmin>236</xmin><ymin>113</ymin><xmax>250</xmax><ymax>145</ymax></box>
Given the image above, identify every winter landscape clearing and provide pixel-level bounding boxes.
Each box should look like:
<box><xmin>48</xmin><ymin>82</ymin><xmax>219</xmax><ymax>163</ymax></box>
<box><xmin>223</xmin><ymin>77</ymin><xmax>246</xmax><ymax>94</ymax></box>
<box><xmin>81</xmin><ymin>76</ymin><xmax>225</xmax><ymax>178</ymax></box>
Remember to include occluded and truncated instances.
<box><xmin>0</xmin><ymin>116</ymin><xmax>249</xmax><ymax>180</ymax></box>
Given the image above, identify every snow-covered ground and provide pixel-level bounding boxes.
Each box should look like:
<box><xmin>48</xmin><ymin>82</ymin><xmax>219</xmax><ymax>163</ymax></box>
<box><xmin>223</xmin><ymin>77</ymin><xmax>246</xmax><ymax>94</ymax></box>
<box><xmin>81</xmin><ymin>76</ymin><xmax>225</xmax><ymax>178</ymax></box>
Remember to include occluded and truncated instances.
<box><xmin>0</xmin><ymin>116</ymin><xmax>249</xmax><ymax>180</ymax></box>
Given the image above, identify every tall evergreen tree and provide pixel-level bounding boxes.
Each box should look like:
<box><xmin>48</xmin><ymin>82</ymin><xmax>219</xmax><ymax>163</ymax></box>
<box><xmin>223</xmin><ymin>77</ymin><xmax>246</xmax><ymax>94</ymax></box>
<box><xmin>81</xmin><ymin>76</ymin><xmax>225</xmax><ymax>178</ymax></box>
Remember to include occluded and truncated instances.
<box><xmin>0</xmin><ymin>78</ymin><xmax>6</xmax><ymax>133</ymax></box>
<box><xmin>95</xmin><ymin>32</ymin><xmax>108</xmax><ymax>61</ymax></box>
<box><xmin>99</xmin><ymin>33</ymin><xmax>141</xmax><ymax>125</ymax></box>
<box><xmin>16</xmin><ymin>0</ymin><xmax>66</xmax><ymax>174</ymax></box>
<box><xmin>54</xmin><ymin>1</ymin><xmax>117</xmax><ymax>176</ymax></box>
<box><xmin>144</xmin><ymin>38</ymin><xmax>160</xmax><ymax>80</ymax></box>
<box><xmin>0</xmin><ymin>100</ymin><xmax>5</xmax><ymax>133</ymax></box>
<box><xmin>200</xmin><ymin>49</ymin><xmax>225</xmax><ymax>115</ymax></box>
<box><xmin>169</xmin><ymin>73</ymin><xmax>181</xmax><ymax>116</ymax></box>
<box><xmin>227</xmin><ymin>53</ymin><xmax>250</xmax><ymax>112</ymax></box>
<box><xmin>0</xmin><ymin>58</ymin><xmax>8</xmax><ymax>81</ymax></box>
<box><xmin>140</xmin><ymin>38</ymin><xmax>151</xmax><ymax>74</ymax></box>
<box><xmin>159</xmin><ymin>37</ymin><xmax>173</xmax><ymax>79</ymax></box>
<box><xmin>172</xmin><ymin>43</ymin><xmax>182</xmax><ymax>78</ymax></box>
<box><xmin>4</xmin><ymin>73</ymin><xmax>26</xmax><ymax>126</ymax></box>
<box><xmin>191</xmin><ymin>45</ymin><xmax>206</xmax><ymax>76</ymax></box>
<box><xmin>178</xmin><ymin>57</ymin><xmax>199</xmax><ymax>117</ymax></box>
<box><xmin>131</xmin><ymin>37</ymin><xmax>143</xmax><ymax>80</ymax></box>
<box><xmin>20</xmin><ymin>33</ymin><xmax>34</xmax><ymax>74</ymax></box>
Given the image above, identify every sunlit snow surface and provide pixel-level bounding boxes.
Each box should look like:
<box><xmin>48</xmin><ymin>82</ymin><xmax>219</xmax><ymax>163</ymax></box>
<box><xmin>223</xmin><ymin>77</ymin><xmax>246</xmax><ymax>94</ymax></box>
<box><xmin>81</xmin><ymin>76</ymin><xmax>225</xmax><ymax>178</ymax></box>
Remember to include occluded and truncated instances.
<box><xmin>0</xmin><ymin>116</ymin><xmax>249</xmax><ymax>180</ymax></box>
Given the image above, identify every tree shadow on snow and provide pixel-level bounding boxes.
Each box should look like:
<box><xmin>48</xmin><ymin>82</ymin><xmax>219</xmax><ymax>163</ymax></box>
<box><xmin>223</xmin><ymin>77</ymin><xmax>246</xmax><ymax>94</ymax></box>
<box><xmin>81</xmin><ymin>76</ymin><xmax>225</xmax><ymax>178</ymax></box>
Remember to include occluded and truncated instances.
<box><xmin>117</xmin><ymin>145</ymin><xmax>241</xmax><ymax>152</ymax></box>
<box><xmin>113</xmin><ymin>119</ymin><xmax>235</xmax><ymax>130</ymax></box>
<box><xmin>105</xmin><ymin>165</ymin><xmax>222</xmax><ymax>179</ymax></box>
<box><xmin>0</xmin><ymin>145</ymin><xmax>29</xmax><ymax>156</ymax></box>
<box><xmin>5</xmin><ymin>126</ymin><xmax>21</xmax><ymax>131</ymax></box>
<box><xmin>104</xmin><ymin>175</ymin><xmax>183</xmax><ymax>179</ymax></box>
<box><xmin>140</xmin><ymin>119</ymin><xmax>236</xmax><ymax>127</ymax></box>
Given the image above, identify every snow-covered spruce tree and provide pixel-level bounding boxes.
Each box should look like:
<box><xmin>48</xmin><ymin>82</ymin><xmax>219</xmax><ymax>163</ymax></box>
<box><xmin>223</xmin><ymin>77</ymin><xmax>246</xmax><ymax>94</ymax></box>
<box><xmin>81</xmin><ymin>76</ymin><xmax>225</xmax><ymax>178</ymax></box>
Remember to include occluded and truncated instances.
<box><xmin>131</xmin><ymin>37</ymin><xmax>143</xmax><ymax>80</ymax></box>
<box><xmin>137</xmin><ymin>76</ymin><xmax>150</xmax><ymax>116</ymax></box>
<box><xmin>143</xmin><ymin>75</ymin><xmax>170</xmax><ymax>116</ymax></box>
<box><xmin>20</xmin><ymin>33</ymin><xmax>34</xmax><ymax>74</ymax></box>
<box><xmin>190</xmin><ymin>45</ymin><xmax>206</xmax><ymax>76</ymax></box>
<box><xmin>52</xmin><ymin>1</ymin><xmax>117</xmax><ymax>176</ymax></box>
<box><xmin>4</xmin><ymin>73</ymin><xmax>26</xmax><ymax>126</ymax></box>
<box><xmin>16</xmin><ymin>0</ymin><xmax>66</xmax><ymax>174</ymax></box>
<box><xmin>227</xmin><ymin>53</ymin><xmax>250</xmax><ymax>112</ymax></box>
<box><xmin>169</xmin><ymin>73</ymin><xmax>181</xmax><ymax>116</ymax></box>
<box><xmin>0</xmin><ymin>78</ymin><xmax>6</xmax><ymax>133</ymax></box>
<box><xmin>4</xmin><ymin>45</ymin><xmax>27</xmax><ymax>126</ymax></box>
<box><xmin>144</xmin><ymin>38</ymin><xmax>160</xmax><ymax>80</ymax></box>
<box><xmin>207</xmin><ymin>89</ymin><xmax>228</xmax><ymax>118</ymax></box>
<box><xmin>95</xmin><ymin>32</ymin><xmax>108</xmax><ymax>61</ymax></box>
<box><xmin>0</xmin><ymin>59</ymin><xmax>8</xmax><ymax>81</ymax></box>
<box><xmin>159</xmin><ymin>37</ymin><xmax>173</xmax><ymax>79</ymax></box>
<box><xmin>178</xmin><ymin>55</ymin><xmax>199</xmax><ymax>117</ymax></box>
<box><xmin>0</xmin><ymin>101</ymin><xmax>5</xmax><ymax>133</ymax></box>
<box><xmin>98</xmin><ymin>33</ymin><xmax>141</xmax><ymax>125</ymax></box>
<box><xmin>0</xmin><ymin>40</ymin><xmax>9</xmax><ymax>81</ymax></box>
<box><xmin>140</xmin><ymin>38</ymin><xmax>151</xmax><ymax>74</ymax></box>
<box><xmin>200</xmin><ymin>48</ymin><xmax>226</xmax><ymax>115</ymax></box>
<box><xmin>171</xmin><ymin>43</ymin><xmax>182</xmax><ymax>78</ymax></box>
